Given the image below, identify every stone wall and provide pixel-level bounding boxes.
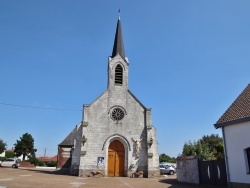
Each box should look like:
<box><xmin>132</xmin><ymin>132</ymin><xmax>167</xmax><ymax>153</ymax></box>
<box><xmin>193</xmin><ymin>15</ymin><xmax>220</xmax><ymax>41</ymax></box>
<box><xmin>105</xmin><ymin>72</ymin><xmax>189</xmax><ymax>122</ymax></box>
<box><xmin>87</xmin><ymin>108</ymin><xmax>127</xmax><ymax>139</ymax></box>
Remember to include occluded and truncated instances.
<box><xmin>70</xmin><ymin>124</ymin><xmax>82</xmax><ymax>176</ymax></box>
<box><xmin>147</xmin><ymin>119</ymin><xmax>160</xmax><ymax>178</ymax></box>
<box><xmin>75</xmin><ymin>54</ymin><xmax>159</xmax><ymax>177</ymax></box>
<box><xmin>78</xmin><ymin>88</ymin><xmax>148</xmax><ymax>177</ymax></box>
<box><xmin>176</xmin><ymin>156</ymin><xmax>199</xmax><ymax>184</ymax></box>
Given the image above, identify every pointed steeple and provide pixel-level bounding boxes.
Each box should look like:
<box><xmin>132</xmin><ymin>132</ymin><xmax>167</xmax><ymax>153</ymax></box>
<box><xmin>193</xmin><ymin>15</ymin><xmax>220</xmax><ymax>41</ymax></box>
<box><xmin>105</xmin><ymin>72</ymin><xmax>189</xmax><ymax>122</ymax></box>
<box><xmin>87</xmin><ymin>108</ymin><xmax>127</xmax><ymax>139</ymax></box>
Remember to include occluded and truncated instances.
<box><xmin>111</xmin><ymin>10</ymin><xmax>125</xmax><ymax>58</ymax></box>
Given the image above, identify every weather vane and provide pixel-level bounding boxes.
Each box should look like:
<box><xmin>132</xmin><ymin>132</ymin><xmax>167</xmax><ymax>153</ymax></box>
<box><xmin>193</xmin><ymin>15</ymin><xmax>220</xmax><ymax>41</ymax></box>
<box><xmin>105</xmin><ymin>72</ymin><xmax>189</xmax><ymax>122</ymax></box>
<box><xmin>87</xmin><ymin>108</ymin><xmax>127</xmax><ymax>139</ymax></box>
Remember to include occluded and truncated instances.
<box><xmin>118</xmin><ymin>9</ymin><xmax>121</xmax><ymax>20</ymax></box>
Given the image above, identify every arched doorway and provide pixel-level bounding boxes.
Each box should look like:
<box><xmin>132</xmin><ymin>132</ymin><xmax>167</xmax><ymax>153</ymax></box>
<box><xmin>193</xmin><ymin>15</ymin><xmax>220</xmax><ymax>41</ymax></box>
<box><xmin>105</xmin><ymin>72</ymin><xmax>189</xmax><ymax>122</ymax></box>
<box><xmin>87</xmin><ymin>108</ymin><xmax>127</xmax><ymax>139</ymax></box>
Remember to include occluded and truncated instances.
<box><xmin>108</xmin><ymin>140</ymin><xmax>125</xmax><ymax>176</ymax></box>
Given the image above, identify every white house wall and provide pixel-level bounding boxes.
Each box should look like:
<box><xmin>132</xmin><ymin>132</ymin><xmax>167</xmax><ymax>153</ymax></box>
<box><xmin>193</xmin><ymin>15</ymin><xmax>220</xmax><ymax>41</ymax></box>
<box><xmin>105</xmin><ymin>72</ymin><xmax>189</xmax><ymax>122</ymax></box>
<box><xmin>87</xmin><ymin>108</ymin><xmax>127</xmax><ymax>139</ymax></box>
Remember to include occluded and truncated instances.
<box><xmin>224</xmin><ymin>121</ymin><xmax>250</xmax><ymax>184</ymax></box>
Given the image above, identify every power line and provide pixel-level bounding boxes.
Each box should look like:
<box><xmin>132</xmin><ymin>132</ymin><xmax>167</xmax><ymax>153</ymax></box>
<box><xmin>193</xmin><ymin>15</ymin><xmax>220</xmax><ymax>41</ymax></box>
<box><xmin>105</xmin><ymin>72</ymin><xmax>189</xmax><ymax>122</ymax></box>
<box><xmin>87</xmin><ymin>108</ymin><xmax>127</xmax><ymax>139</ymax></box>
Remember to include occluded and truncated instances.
<box><xmin>0</xmin><ymin>102</ymin><xmax>82</xmax><ymax>111</ymax></box>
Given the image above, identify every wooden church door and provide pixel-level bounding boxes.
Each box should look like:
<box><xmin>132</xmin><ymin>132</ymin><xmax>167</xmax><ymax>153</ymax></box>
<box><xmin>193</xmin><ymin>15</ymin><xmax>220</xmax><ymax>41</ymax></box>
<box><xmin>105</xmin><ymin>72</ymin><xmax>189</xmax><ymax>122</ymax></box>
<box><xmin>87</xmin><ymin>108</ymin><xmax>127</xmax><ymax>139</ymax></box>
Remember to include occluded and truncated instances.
<box><xmin>108</xmin><ymin>140</ymin><xmax>125</xmax><ymax>176</ymax></box>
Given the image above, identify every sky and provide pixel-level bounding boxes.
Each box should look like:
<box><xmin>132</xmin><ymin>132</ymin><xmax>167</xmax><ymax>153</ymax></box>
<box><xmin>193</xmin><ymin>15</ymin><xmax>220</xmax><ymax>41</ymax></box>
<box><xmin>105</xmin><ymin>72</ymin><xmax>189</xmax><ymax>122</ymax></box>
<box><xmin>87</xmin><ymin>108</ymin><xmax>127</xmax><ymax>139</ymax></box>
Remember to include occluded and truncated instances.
<box><xmin>1</xmin><ymin>1</ymin><xmax>250</xmax><ymax>158</ymax></box>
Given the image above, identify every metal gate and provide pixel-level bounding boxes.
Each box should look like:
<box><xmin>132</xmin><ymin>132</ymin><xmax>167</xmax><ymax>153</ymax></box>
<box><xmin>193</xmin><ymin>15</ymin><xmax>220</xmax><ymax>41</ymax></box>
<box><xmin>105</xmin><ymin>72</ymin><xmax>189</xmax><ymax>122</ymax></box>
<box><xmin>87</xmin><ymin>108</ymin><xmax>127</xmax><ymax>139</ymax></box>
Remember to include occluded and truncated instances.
<box><xmin>199</xmin><ymin>160</ymin><xmax>227</xmax><ymax>186</ymax></box>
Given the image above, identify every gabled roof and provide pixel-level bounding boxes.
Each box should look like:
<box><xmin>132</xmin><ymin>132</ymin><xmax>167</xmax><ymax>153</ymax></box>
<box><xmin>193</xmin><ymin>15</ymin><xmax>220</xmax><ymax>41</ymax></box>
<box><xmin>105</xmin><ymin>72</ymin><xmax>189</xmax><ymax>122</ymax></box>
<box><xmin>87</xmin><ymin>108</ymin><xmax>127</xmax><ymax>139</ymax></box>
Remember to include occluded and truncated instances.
<box><xmin>58</xmin><ymin>123</ymin><xmax>81</xmax><ymax>146</ymax></box>
<box><xmin>111</xmin><ymin>16</ymin><xmax>125</xmax><ymax>58</ymax></box>
<box><xmin>215</xmin><ymin>84</ymin><xmax>250</xmax><ymax>128</ymax></box>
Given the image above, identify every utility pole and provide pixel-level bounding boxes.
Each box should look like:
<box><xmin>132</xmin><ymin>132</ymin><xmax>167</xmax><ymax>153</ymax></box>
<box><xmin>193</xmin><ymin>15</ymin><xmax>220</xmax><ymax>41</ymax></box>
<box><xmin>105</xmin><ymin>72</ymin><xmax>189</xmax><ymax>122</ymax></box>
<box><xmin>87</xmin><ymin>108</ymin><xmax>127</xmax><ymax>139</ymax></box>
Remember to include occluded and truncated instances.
<box><xmin>43</xmin><ymin>148</ymin><xmax>47</xmax><ymax>158</ymax></box>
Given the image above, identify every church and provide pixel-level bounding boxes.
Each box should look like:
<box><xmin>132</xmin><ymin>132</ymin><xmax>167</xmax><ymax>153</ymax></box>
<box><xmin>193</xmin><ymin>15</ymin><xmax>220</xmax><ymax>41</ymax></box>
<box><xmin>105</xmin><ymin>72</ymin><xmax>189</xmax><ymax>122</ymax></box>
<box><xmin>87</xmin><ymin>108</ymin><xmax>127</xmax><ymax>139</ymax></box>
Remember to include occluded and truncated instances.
<box><xmin>57</xmin><ymin>15</ymin><xmax>160</xmax><ymax>178</ymax></box>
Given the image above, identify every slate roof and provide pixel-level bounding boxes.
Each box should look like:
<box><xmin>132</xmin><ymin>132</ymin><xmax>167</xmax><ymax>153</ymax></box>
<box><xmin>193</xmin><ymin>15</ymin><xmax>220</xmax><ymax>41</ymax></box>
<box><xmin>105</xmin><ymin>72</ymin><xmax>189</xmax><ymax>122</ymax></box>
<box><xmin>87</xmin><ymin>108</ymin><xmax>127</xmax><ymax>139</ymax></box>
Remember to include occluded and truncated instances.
<box><xmin>58</xmin><ymin>123</ymin><xmax>80</xmax><ymax>146</ymax></box>
<box><xmin>215</xmin><ymin>84</ymin><xmax>250</xmax><ymax>128</ymax></box>
<box><xmin>111</xmin><ymin>17</ymin><xmax>125</xmax><ymax>58</ymax></box>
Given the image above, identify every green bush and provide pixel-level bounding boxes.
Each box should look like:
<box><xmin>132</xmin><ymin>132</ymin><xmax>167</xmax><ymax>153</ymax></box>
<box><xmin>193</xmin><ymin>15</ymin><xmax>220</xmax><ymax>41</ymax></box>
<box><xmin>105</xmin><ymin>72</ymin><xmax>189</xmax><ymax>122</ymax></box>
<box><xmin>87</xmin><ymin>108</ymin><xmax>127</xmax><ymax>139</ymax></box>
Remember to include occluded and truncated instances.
<box><xmin>38</xmin><ymin>161</ymin><xmax>45</xmax><ymax>166</ymax></box>
<box><xmin>28</xmin><ymin>155</ymin><xmax>39</xmax><ymax>166</ymax></box>
<box><xmin>0</xmin><ymin>156</ymin><xmax>6</xmax><ymax>162</ymax></box>
<box><xmin>47</xmin><ymin>161</ymin><xmax>57</xmax><ymax>167</ymax></box>
<box><xmin>5</xmin><ymin>151</ymin><xmax>15</xmax><ymax>158</ymax></box>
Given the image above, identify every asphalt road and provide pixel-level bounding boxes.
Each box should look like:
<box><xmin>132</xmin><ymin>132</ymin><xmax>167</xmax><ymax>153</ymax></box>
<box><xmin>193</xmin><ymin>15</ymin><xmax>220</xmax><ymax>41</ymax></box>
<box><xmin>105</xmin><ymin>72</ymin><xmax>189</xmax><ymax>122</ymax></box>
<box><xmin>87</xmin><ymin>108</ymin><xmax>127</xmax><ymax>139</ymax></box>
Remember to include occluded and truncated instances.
<box><xmin>0</xmin><ymin>167</ymin><xmax>226</xmax><ymax>188</ymax></box>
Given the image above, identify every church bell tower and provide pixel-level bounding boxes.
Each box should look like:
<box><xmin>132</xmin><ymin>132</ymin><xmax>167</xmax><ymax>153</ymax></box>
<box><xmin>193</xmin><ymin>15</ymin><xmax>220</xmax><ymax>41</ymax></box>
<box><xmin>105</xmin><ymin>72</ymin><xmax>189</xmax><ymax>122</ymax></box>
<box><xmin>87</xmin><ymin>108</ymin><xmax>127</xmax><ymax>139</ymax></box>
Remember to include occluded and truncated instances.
<box><xmin>108</xmin><ymin>15</ymin><xmax>129</xmax><ymax>92</ymax></box>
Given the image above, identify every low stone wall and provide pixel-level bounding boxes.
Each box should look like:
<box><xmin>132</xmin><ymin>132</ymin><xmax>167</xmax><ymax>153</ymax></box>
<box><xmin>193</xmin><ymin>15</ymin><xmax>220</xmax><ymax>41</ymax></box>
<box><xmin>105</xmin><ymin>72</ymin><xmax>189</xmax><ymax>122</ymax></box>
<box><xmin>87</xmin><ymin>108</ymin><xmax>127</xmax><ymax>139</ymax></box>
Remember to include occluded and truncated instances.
<box><xmin>176</xmin><ymin>156</ymin><xmax>199</xmax><ymax>184</ymax></box>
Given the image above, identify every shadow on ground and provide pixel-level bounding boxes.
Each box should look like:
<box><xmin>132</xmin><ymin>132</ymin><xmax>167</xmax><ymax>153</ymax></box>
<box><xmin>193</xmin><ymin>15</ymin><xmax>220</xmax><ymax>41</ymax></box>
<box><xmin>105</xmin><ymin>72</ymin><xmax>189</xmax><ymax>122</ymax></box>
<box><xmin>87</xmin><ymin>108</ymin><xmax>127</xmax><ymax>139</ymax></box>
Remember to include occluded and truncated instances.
<box><xmin>19</xmin><ymin>168</ymin><xmax>71</xmax><ymax>176</ymax></box>
<box><xmin>159</xmin><ymin>178</ymin><xmax>227</xmax><ymax>188</ymax></box>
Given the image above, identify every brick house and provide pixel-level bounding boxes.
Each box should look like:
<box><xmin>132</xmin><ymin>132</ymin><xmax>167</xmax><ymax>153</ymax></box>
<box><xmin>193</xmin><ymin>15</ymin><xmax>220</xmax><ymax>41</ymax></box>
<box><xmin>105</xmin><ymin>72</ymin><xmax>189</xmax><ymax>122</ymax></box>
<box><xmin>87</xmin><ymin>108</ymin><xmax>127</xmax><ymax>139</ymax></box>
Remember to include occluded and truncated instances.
<box><xmin>57</xmin><ymin>16</ymin><xmax>159</xmax><ymax>177</ymax></box>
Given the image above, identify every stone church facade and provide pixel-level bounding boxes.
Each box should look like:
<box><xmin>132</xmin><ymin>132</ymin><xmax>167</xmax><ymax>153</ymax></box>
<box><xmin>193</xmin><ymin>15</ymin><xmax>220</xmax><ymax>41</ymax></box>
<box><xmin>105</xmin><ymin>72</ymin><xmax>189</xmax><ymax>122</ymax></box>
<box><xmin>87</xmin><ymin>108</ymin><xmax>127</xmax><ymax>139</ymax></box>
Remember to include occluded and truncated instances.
<box><xmin>57</xmin><ymin>16</ymin><xmax>160</xmax><ymax>178</ymax></box>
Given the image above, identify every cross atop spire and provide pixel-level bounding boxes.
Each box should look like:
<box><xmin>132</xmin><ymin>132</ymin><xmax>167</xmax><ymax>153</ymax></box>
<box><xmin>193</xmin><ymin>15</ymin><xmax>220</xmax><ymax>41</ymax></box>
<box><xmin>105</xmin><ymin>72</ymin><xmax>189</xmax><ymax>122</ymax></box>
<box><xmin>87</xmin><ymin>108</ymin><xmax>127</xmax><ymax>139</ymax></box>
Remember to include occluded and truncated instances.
<box><xmin>111</xmin><ymin>10</ymin><xmax>125</xmax><ymax>58</ymax></box>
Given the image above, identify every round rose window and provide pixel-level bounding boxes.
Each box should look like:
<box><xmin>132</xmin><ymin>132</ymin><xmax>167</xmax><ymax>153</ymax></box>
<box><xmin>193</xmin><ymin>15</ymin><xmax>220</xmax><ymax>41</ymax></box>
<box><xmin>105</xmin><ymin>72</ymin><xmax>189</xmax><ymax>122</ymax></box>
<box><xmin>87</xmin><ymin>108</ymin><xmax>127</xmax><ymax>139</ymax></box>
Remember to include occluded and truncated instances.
<box><xmin>111</xmin><ymin>108</ymin><xmax>125</xmax><ymax>121</ymax></box>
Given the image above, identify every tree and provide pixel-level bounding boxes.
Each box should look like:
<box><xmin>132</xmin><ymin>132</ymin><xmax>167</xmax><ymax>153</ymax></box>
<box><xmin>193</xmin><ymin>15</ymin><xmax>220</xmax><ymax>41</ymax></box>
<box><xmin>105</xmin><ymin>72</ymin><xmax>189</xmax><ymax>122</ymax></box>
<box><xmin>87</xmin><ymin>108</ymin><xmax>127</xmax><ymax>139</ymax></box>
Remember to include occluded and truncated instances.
<box><xmin>200</xmin><ymin>134</ymin><xmax>224</xmax><ymax>160</ymax></box>
<box><xmin>0</xmin><ymin>139</ymin><xmax>7</xmax><ymax>154</ymax></box>
<box><xmin>28</xmin><ymin>154</ymin><xmax>40</xmax><ymax>166</ymax></box>
<box><xmin>182</xmin><ymin>141</ymin><xmax>197</xmax><ymax>156</ymax></box>
<box><xmin>159</xmin><ymin>153</ymin><xmax>176</xmax><ymax>163</ymax></box>
<box><xmin>5</xmin><ymin>150</ymin><xmax>15</xmax><ymax>158</ymax></box>
<box><xmin>195</xmin><ymin>140</ymin><xmax>214</xmax><ymax>161</ymax></box>
<box><xmin>14</xmin><ymin>133</ymin><xmax>37</xmax><ymax>160</ymax></box>
<box><xmin>181</xmin><ymin>134</ymin><xmax>224</xmax><ymax>161</ymax></box>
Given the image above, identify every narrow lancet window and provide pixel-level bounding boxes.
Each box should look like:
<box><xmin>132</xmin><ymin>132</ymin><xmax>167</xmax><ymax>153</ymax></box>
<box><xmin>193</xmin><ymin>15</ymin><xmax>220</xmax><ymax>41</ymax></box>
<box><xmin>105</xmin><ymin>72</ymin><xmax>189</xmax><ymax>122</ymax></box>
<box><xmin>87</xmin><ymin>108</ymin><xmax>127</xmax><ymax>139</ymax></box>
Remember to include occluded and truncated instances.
<box><xmin>115</xmin><ymin>64</ymin><xmax>123</xmax><ymax>85</ymax></box>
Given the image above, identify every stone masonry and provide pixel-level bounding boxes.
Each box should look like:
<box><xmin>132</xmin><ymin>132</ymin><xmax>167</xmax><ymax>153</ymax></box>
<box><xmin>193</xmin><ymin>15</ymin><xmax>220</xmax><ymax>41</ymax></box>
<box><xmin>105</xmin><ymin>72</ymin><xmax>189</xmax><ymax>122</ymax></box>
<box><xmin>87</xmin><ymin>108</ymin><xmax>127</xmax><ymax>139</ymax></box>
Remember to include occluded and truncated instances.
<box><xmin>58</xmin><ymin>16</ymin><xmax>160</xmax><ymax>178</ymax></box>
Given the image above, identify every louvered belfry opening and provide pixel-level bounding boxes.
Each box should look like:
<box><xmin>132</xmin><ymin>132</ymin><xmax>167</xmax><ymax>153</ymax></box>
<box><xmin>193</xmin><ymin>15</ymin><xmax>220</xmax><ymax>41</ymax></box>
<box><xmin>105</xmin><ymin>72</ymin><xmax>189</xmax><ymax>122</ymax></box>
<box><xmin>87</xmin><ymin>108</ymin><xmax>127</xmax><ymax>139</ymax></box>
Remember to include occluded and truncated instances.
<box><xmin>115</xmin><ymin>64</ymin><xmax>123</xmax><ymax>85</ymax></box>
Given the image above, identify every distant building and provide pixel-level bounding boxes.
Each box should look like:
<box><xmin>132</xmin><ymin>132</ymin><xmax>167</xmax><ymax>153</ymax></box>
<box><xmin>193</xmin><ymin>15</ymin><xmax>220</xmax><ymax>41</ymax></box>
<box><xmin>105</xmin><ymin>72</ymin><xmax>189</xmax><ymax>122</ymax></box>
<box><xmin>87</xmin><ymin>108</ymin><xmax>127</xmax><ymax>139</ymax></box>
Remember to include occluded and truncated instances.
<box><xmin>215</xmin><ymin>84</ymin><xmax>250</xmax><ymax>187</ymax></box>
<box><xmin>37</xmin><ymin>155</ymin><xmax>57</xmax><ymax>165</ymax></box>
<box><xmin>0</xmin><ymin>149</ymin><xmax>28</xmax><ymax>161</ymax></box>
<box><xmin>0</xmin><ymin>151</ymin><xmax>5</xmax><ymax>157</ymax></box>
<box><xmin>57</xmin><ymin>15</ymin><xmax>159</xmax><ymax>177</ymax></box>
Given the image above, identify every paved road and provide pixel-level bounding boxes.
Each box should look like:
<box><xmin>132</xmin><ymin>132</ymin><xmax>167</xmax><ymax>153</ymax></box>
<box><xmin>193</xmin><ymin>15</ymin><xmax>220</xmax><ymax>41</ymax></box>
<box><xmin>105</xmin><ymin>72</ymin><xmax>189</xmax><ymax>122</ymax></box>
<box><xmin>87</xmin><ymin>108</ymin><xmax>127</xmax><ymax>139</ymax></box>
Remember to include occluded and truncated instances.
<box><xmin>0</xmin><ymin>167</ymin><xmax>226</xmax><ymax>188</ymax></box>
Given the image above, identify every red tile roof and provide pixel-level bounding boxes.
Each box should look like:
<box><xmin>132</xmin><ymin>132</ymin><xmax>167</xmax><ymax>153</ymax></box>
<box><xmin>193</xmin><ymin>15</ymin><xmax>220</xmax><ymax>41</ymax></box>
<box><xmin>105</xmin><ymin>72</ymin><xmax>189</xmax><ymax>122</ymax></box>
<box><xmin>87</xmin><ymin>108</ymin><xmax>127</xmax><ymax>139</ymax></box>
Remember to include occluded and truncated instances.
<box><xmin>37</xmin><ymin>155</ymin><xmax>57</xmax><ymax>162</ymax></box>
<box><xmin>6</xmin><ymin>149</ymin><xmax>14</xmax><ymax>152</ymax></box>
<box><xmin>215</xmin><ymin>84</ymin><xmax>250</xmax><ymax>128</ymax></box>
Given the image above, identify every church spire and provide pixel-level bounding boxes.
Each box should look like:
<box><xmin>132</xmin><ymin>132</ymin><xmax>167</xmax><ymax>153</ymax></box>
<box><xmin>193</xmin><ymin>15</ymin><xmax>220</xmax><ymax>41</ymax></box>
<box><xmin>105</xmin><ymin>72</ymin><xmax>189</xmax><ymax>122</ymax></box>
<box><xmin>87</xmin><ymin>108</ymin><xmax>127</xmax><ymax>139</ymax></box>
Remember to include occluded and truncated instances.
<box><xmin>111</xmin><ymin>10</ymin><xmax>125</xmax><ymax>58</ymax></box>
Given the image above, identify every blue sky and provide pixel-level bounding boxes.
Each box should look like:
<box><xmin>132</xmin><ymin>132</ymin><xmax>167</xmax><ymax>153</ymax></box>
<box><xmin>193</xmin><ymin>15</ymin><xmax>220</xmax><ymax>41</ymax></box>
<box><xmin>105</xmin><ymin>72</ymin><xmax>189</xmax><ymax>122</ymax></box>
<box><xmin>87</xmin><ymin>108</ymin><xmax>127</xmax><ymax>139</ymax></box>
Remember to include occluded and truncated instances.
<box><xmin>1</xmin><ymin>1</ymin><xmax>250</xmax><ymax>158</ymax></box>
